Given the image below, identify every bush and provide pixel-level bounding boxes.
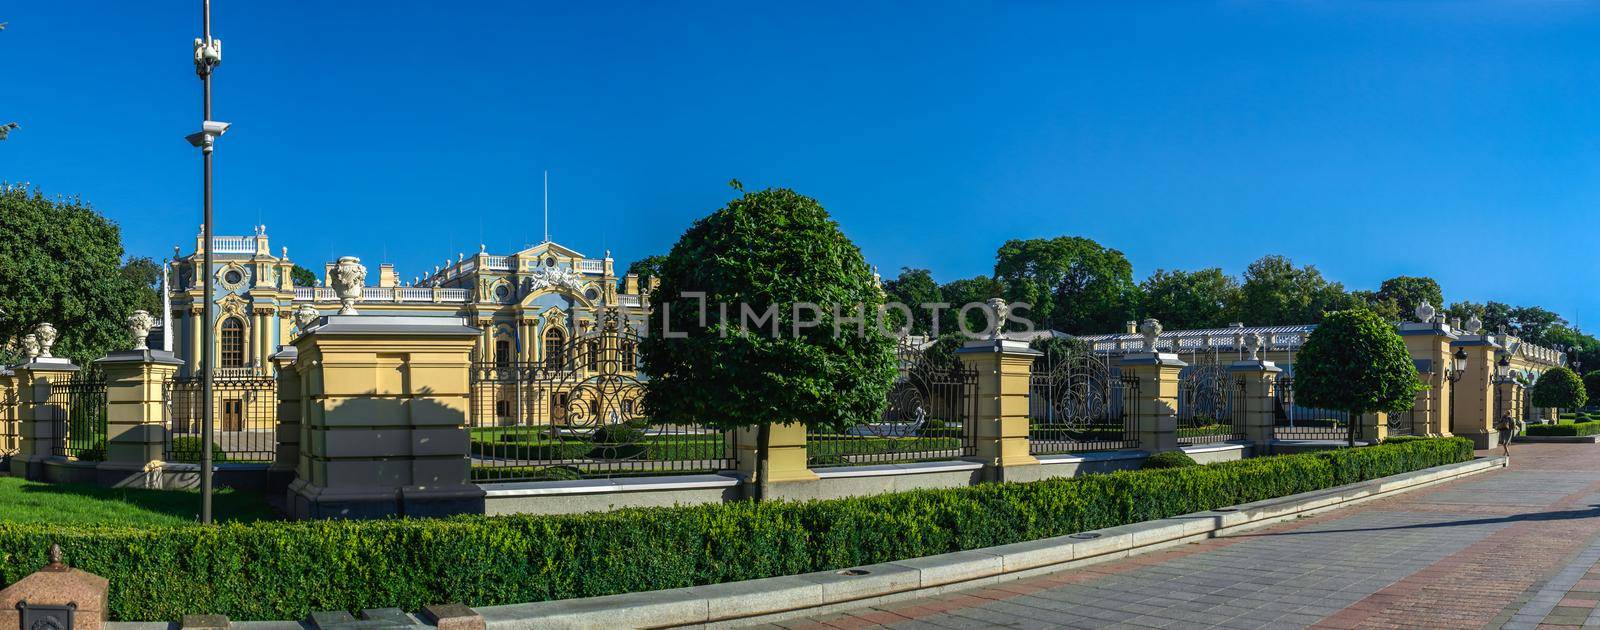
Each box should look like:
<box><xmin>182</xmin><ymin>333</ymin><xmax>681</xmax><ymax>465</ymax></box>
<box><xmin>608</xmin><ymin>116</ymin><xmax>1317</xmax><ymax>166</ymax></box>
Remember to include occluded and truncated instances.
<box><xmin>1525</xmin><ymin>420</ymin><xmax>1600</xmax><ymax>437</ymax></box>
<box><xmin>165</xmin><ymin>437</ymin><xmax>228</xmax><ymax>464</ymax></box>
<box><xmin>1142</xmin><ymin>451</ymin><xmax>1198</xmax><ymax>469</ymax></box>
<box><xmin>1533</xmin><ymin>366</ymin><xmax>1588</xmax><ymax>410</ymax></box>
<box><xmin>0</xmin><ymin>438</ymin><xmax>1474</xmax><ymax>622</ymax></box>
<box><xmin>592</xmin><ymin>419</ymin><xmax>648</xmax><ymax>445</ymax></box>
<box><xmin>1382</xmin><ymin>435</ymin><xmax>1430</xmax><ymax>444</ymax></box>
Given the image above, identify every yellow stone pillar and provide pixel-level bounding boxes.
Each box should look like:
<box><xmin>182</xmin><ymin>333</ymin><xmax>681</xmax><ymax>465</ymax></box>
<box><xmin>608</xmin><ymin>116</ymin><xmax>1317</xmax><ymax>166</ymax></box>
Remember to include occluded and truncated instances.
<box><xmin>956</xmin><ymin>338</ymin><xmax>1039</xmax><ymax>480</ymax></box>
<box><xmin>287</xmin><ymin>315</ymin><xmax>484</xmax><ymax>519</ymax></box>
<box><xmin>10</xmin><ymin>357</ymin><xmax>80</xmax><ymax>480</ymax></box>
<box><xmin>1120</xmin><ymin>351</ymin><xmax>1185</xmax><ymax>454</ymax></box>
<box><xmin>269</xmin><ymin>345</ymin><xmax>301</xmax><ymax>489</ymax></box>
<box><xmin>734</xmin><ymin>421</ymin><xmax>819</xmax><ymax>495</ymax></box>
<box><xmin>1358</xmin><ymin>412</ymin><xmax>1388</xmax><ymax>444</ymax></box>
<box><xmin>0</xmin><ymin>370</ymin><xmax>16</xmax><ymax>460</ymax></box>
<box><xmin>93</xmin><ymin>349</ymin><xmax>183</xmax><ymax>487</ymax></box>
<box><xmin>1452</xmin><ymin>335</ymin><xmax>1499</xmax><ymax>449</ymax></box>
<box><xmin>1398</xmin><ymin>317</ymin><xmax>1457</xmax><ymax>436</ymax></box>
<box><xmin>1228</xmin><ymin>358</ymin><xmax>1282</xmax><ymax>453</ymax></box>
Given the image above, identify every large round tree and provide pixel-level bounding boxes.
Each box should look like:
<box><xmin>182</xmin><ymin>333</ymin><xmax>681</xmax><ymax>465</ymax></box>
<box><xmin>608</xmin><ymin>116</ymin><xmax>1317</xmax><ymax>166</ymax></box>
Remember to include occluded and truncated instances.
<box><xmin>1532</xmin><ymin>366</ymin><xmax>1587</xmax><ymax>412</ymax></box>
<box><xmin>640</xmin><ymin>188</ymin><xmax>897</xmax><ymax>445</ymax></box>
<box><xmin>1293</xmin><ymin>308</ymin><xmax>1424</xmax><ymax>446</ymax></box>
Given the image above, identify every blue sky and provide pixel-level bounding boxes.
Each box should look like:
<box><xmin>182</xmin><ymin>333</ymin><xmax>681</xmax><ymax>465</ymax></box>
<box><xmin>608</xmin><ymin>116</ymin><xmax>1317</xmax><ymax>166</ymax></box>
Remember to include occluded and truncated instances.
<box><xmin>3</xmin><ymin>2</ymin><xmax>1599</xmax><ymax>332</ymax></box>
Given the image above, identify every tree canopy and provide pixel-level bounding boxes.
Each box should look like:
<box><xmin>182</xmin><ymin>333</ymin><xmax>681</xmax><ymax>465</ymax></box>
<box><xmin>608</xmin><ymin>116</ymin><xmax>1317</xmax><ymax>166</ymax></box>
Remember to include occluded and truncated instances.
<box><xmin>289</xmin><ymin>264</ymin><xmax>318</xmax><ymax>287</ymax></box>
<box><xmin>0</xmin><ymin>187</ymin><xmax>149</xmax><ymax>364</ymax></box>
<box><xmin>639</xmin><ymin>187</ymin><xmax>896</xmax><ymax>434</ymax></box>
<box><xmin>624</xmin><ymin>254</ymin><xmax>668</xmax><ymax>287</ymax></box>
<box><xmin>881</xmin><ymin>267</ymin><xmax>943</xmax><ymax>335</ymax></box>
<box><xmin>1531</xmin><ymin>366</ymin><xmax>1587</xmax><ymax>410</ymax></box>
<box><xmin>1235</xmin><ymin>255</ymin><xmax>1353</xmax><ymax>326</ymax></box>
<box><xmin>1138</xmin><ymin>268</ymin><xmax>1240</xmax><ymax>330</ymax></box>
<box><xmin>938</xmin><ymin>275</ymin><xmax>1006</xmax><ymax>336</ymax></box>
<box><xmin>1292</xmin><ymin>308</ymin><xmax>1424</xmax><ymax>446</ymax></box>
<box><xmin>995</xmin><ymin>236</ymin><xmax>1136</xmax><ymax>335</ymax></box>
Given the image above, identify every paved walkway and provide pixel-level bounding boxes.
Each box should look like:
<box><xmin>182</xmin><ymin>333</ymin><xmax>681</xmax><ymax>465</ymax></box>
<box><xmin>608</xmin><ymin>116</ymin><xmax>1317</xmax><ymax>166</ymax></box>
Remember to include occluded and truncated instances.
<box><xmin>761</xmin><ymin>443</ymin><xmax>1600</xmax><ymax>629</ymax></box>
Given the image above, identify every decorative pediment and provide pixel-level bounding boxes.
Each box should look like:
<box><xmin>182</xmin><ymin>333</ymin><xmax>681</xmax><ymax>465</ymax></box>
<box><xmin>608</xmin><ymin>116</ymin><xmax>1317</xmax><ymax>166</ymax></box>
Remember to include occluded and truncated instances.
<box><xmin>218</xmin><ymin>294</ymin><xmax>249</xmax><ymax>319</ymax></box>
<box><xmin>512</xmin><ymin>240</ymin><xmax>585</xmax><ymax>260</ymax></box>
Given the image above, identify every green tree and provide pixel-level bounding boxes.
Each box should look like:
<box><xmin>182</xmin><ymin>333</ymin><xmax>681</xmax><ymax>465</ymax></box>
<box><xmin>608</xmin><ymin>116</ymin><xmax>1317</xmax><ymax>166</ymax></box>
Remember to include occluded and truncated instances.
<box><xmin>1351</xmin><ymin>290</ymin><xmax>1401</xmax><ymax>323</ymax></box>
<box><xmin>1293</xmin><ymin>308</ymin><xmax>1425</xmax><ymax>446</ymax></box>
<box><xmin>995</xmin><ymin>236</ymin><xmax>1136</xmax><ymax>335</ymax></box>
<box><xmin>0</xmin><ymin>186</ymin><xmax>148</xmax><ymax>364</ymax></box>
<box><xmin>1234</xmin><ymin>255</ymin><xmax>1353</xmax><ymax>325</ymax></box>
<box><xmin>1374</xmin><ymin>276</ymin><xmax>1443</xmax><ymax>321</ymax></box>
<box><xmin>1584</xmin><ymin>371</ymin><xmax>1600</xmax><ymax>407</ymax></box>
<box><xmin>939</xmin><ymin>275</ymin><xmax>1007</xmax><ymax>336</ymax></box>
<box><xmin>1138</xmin><ymin>268</ymin><xmax>1240</xmax><ymax>330</ymax></box>
<box><xmin>640</xmin><ymin>187</ymin><xmax>897</xmax><ymax>444</ymax></box>
<box><xmin>119</xmin><ymin>256</ymin><xmax>163</xmax><ymax>315</ymax></box>
<box><xmin>881</xmin><ymin>267</ymin><xmax>943</xmax><ymax>335</ymax></box>
<box><xmin>624</xmin><ymin>254</ymin><xmax>668</xmax><ymax>287</ymax></box>
<box><xmin>1532</xmin><ymin>366</ymin><xmax>1587</xmax><ymax>411</ymax></box>
<box><xmin>289</xmin><ymin>264</ymin><xmax>318</xmax><ymax>287</ymax></box>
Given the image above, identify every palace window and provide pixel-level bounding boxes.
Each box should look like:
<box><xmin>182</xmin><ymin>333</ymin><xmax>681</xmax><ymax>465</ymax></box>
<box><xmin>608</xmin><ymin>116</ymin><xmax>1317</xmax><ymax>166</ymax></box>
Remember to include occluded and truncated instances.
<box><xmin>621</xmin><ymin>340</ymin><xmax>636</xmax><ymax>372</ymax></box>
<box><xmin>220</xmin><ymin>317</ymin><xmax>246</xmax><ymax>368</ymax></box>
<box><xmin>585</xmin><ymin>340</ymin><xmax>600</xmax><ymax>371</ymax></box>
<box><xmin>543</xmin><ymin>328</ymin><xmax>565</xmax><ymax>370</ymax></box>
<box><xmin>495</xmin><ymin>400</ymin><xmax>510</xmax><ymax>418</ymax></box>
<box><xmin>495</xmin><ymin>340</ymin><xmax>512</xmax><ymax>367</ymax></box>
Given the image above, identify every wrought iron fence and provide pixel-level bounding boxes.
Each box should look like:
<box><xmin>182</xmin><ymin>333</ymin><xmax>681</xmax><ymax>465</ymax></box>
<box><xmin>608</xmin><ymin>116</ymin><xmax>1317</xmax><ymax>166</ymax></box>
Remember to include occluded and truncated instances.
<box><xmin>807</xmin><ymin>338</ymin><xmax>978</xmax><ymax>468</ymax></box>
<box><xmin>0</xmin><ymin>379</ymin><xmax>19</xmax><ymax>457</ymax></box>
<box><xmin>1272</xmin><ymin>377</ymin><xmax>1355</xmax><ymax>441</ymax></box>
<box><xmin>1176</xmin><ymin>360</ymin><xmax>1245</xmax><ymax>445</ymax></box>
<box><xmin>1387</xmin><ymin>407</ymin><xmax>1416</xmax><ymax>437</ymax></box>
<box><xmin>49</xmin><ymin>368</ymin><xmax>107</xmax><ymax>460</ymax></box>
<box><xmin>1029</xmin><ymin>348</ymin><xmax>1139</xmax><ymax>454</ymax></box>
<box><xmin>470</xmin><ymin>310</ymin><xmax>736</xmax><ymax>482</ymax></box>
<box><xmin>165</xmin><ymin>374</ymin><xmax>279</xmax><ymax>463</ymax></box>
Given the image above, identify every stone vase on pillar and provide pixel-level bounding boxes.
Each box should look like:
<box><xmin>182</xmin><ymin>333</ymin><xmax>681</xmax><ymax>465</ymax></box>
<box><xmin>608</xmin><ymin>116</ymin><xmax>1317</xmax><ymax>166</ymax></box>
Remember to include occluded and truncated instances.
<box><xmin>94</xmin><ymin>317</ymin><xmax>184</xmax><ymax>488</ymax></box>
<box><xmin>10</xmin><ymin>326</ymin><xmax>79</xmax><ymax>480</ymax></box>
<box><xmin>1122</xmin><ymin>320</ymin><xmax>1185</xmax><ymax>454</ymax></box>
<box><xmin>331</xmin><ymin>256</ymin><xmax>367</xmax><ymax>316</ymax></box>
<box><xmin>1228</xmin><ymin>339</ymin><xmax>1282</xmax><ymax>453</ymax></box>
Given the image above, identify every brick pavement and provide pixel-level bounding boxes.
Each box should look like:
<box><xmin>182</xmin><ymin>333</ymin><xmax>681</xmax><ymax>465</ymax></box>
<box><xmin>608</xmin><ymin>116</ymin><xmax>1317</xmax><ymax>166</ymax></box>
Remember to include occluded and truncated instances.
<box><xmin>758</xmin><ymin>443</ymin><xmax>1600</xmax><ymax>630</ymax></box>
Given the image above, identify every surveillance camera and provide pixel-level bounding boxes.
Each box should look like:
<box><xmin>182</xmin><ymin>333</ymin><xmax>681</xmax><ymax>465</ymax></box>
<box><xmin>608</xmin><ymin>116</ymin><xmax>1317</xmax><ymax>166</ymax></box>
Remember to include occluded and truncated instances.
<box><xmin>203</xmin><ymin>120</ymin><xmax>231</xmax><ymax>135</ymax></box>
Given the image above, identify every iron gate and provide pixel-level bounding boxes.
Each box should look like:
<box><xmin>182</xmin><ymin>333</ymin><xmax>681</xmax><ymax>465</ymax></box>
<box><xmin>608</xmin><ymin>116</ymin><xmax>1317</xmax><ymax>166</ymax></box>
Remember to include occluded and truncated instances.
<box><xmin>1175</xmin><ymin>351</ymin><xmax>1245</xmax><ymax>445</ymax></box>
<box><xmin>1273</xmin><ymin>377</ymin><xmax>1355</xmax><ymax>441</ymax></box>
<box><xmin>0</xmin><ymin>379</ymin><xmax>19</xmax><ymax>457</ymax></box>
<box><xmin>49</xmin><ymin>368</ymin><xmax>106</xmax><ymax>460</ymax></box>
<box><xmin>165</xmin><ymin>374</ymin><xmax>278</xmax><ymax>463</ymax></box>
<box><xmin>470</xmin><ymin>309</ymin><xmax>735</xmax><ymax>482</ymax></box>
<box><xmin>1029</xmin><ymin>346</ymin><xmax>1139</xmax><ymax>454</ymax></box>
<box><xmin>807</xmin><ymin>336</ymin><xmax>978</xmax><ymax>467</ymax></box>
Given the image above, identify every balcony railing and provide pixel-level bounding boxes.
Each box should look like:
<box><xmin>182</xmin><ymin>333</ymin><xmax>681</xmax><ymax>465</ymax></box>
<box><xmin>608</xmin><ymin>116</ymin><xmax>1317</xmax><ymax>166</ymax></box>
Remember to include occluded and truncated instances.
<box><xmin>211</xmin><ymin>236</ymin><xmax>256</xmax><ymax>254</ymax></box>
<box><xmin>291</xmin><ymin>286</ymin><xmax>469</xmax><ymax>304</ymax></box>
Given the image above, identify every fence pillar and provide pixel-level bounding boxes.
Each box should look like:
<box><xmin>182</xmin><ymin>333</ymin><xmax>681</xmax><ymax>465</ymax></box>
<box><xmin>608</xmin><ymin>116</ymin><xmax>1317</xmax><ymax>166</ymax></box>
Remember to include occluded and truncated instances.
<box><xmin>269</xmin><ymin>345</ymin><xmax>301</xmax><ymax>490</ymax></box>
<box><xmin>9</xmin><ymin>358</ymin><xmax>79</xmax><ymax>480</ymax></box>
<box><xmin>94</xmin><ymin>349</ymin><xmax>183</xmax><ymax>487</ymax></box>
<box><xmin>1398</xmin><ymin>318</ymin><xmax>1458</xmax><ymax>436</ymax></box>
<box><xmin>0</xmin><ymin>368</ymin><xmax>16</xmax><ymax>463</ymax></box>
<box><xmin>1228</xmin><ymin>359</ymin><xmax>1281</xmax><ymax>452</ymax></box>
<box><xmin>287</xmin><ymin>315</ymin><xmax>484</xmax><ymax>519</ymax></box>
<box><xmin>1452</xmin><ymin>335</ymin><xmax>1500</xmax><ymax>449</ymax></box>
<box><xmin>735</xmin><ymin>421</ymin><xmax>818</xmax><ymax>499</ymax></box>
<box><xmin>957</xmin><ymin>338</ymin><xmax>1039</xmax><ymax>480</ymax></box>
<box><xmin>1120</xmin><ymin>351</ymin><xmax>1185</xmax><ymax>453</ymax></box>
<box><xmin>1358</xmin><ymin>412</ymin><xmax>1388</xmax><ymax>443</ymax></box>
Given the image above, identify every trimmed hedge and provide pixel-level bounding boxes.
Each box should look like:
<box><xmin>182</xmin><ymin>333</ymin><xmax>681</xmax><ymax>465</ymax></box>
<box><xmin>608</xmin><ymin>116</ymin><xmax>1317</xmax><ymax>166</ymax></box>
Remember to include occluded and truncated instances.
<box><xmin>0</xmin><ymin>437</ymin><xmax>1474</xmax><ymax>621</ymax></box>
<box><xmin>1526</xmin><ymin>420</ymin><xmax>1600</xmax><ymax>437</ymax></box>
<box><xmin>1142</xmin><ymin>451</ymin><xmax>1198</xmax><ymax>469</ymax></box>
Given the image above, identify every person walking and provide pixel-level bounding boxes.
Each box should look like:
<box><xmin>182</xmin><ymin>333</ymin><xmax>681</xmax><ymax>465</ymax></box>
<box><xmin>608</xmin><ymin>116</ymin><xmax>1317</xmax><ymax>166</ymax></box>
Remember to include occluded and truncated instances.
<box><xmin>1495</xmin><ymin>412</ymin><xmax>1522</xmax><ymax>457</ymax></box>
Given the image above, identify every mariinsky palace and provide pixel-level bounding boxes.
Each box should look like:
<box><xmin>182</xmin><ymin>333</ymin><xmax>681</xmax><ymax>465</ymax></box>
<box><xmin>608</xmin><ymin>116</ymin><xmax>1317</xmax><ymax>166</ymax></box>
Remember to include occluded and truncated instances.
<box><xmin>165</xmin><ymin>226</ymin><xmax>649</xmax><ymax>376</ymax></box>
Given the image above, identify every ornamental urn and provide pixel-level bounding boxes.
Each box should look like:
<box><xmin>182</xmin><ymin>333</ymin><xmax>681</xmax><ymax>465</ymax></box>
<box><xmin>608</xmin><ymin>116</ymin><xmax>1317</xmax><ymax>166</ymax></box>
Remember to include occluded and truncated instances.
<box><xmin>330</xmin><ymin>256</ymin><xmax>368</xmax><ymax>316</ymax></box>
<box><xmin>1414</xmin><ymin>300</ymin><xmax>1436</xmax><ymax>324</ymax></box>
<box><xmin>127</xmin><ymin>310</ymin><xmax>155</xmax><ymax>350</ymax></box>
<box><xmin>294</xmin><ymin>304</ymin><xmax>321</xmax><ymax>331</ymax></box>
<box><xmin>986</xmin><ymin>298</ymin><xmax>1010</xmax><ymax>340</ymax></box>
<box><xmin>1243</xmin><ymin>330</ymin><xmax>1263</xmax><ymax>361</ymax></box>
<box><xmin>1465</xmin><ymin>314</ymin><xmax>1483</xmax><ymax>335</ymax></box>
<box><xmin>33</xmin><ymin>322</ymin><xmax>57</xmax><ymax>358</ymax></box>
<box><xmin>1138</xmin><ymin>318</ymin><xmax>1162</xmax><ymax>352</ymax></box>
<box><xmin>21</xmin><ymin>334</ymin><xmax>40</xmax><ymax>362</ymax></box>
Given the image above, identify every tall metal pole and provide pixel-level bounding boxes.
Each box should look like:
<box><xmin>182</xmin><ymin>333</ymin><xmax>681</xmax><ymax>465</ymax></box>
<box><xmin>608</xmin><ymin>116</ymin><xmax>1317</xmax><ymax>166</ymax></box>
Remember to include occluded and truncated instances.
<box><xmin>197</xmin><ymin>0</ymin><xmax>218</xmax><ymax>524</ymax></box>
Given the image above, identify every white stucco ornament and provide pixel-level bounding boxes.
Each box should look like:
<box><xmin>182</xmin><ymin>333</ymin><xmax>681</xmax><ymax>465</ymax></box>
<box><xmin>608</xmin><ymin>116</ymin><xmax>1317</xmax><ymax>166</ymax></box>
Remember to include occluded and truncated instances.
<box><xmin>526</xmin><ymin>264</ymin><xmax>585</xmax><ymax>294</ymax></box>
<box><xmin>1139</xmin><ymin>318</ymin><xmax>1163</xmax><ymax>352</ymax></box>
<box><xmin>986</xmin><ymin>298</ymin><xmax>1009</xmax><ymax>340</ymax></box>
<box><xmin>33</xmin><ymin>323</ymin><xmax>57</xmax><ymax>358</ymax></box>
<box><xmin>294</xmin><ymin>304</ymin><xmax>320</xmax><ymax>331</ymax></box>
<box><xmin>1414</xmin><ymin>300</ymin><xmax>1435</xmax><ymax>324</ymax></box>
<box><xmin>331</xmin><ymin>256</ymin><xmax>367</xmax><ymax>315</ymax></box>
<box><xmin>21</xmin><ymin>334</ymin><xmax>40</xmax><ymax>362</ymax></box>
<box><xmin>1243</xmin><ymin>330</ymin><xmax>1263</xmax><ymax>361</ymax></box>
<box><xmin>127</xmin><ymin>310</ymin><xmax>155</xmax><ymax>350</ymax></box>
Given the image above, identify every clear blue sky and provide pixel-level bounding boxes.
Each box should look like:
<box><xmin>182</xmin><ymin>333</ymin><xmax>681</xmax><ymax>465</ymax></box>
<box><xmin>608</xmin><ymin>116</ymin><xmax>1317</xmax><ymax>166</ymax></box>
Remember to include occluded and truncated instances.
<box><xmin>3</xmin><ymin>2</ymin><xmax>1599</xmax><ymax>331</ymax></box>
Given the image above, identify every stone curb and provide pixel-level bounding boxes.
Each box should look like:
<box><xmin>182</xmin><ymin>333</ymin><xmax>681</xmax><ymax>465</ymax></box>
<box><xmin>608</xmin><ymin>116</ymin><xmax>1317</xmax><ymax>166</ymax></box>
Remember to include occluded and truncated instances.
<box><xmin>1515</xmin><ymin>435</ymin><xmax>1600</xmax><ymax>444</ymax></box>
<box><xmin>472</xmin><ymin>455</ymin><xmax>1507</xmax><ymax>629</ymax></box>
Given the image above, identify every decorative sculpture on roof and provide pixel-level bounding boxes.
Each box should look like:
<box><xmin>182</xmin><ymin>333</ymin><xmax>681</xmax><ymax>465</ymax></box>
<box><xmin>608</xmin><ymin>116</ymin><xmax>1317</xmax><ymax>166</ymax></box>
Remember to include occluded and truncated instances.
<box><xmin>986</xmin><ymin>298</ymin><xmax>1009</xmax><ymax>340</ymax></box>
<box><xmin>21</xmin><ymin>334</ymin><xmax>39</xmax><ymax>362</ymax></box>
<box><xmin>294</xmin><ymin>304</ymin><xmax>320</xmax><ymax>331</ymax></box>
<box><xmin>33</xmin><ymin>323</ymin><xmax>56</xmax><ymax>358</ymax></box>
<box><xmin>527</xmin><ymin>263</ymin><xmax>586</xmax><ymax>294</ymax></box>
<box><xmin>1244</xmin><ymin>330</ymin><xmax>1263</xmax><ymax>361</ymax></box>
<box><xmin>331</xmin><ymin>256</ymin><xmax>367</xmax><ymax>315</ymax></box>
<box><xmin>1139</xmin><ymin>318</ymin><xmax>1163</xmax><ymax>352</ymax></box>
<box><xmin>128</xmin><ymin>310</ymin><xmax>155</xmax><ymax>350</ymax></box>
<box><xmin>1414</xmin><ymin>300</ymin><xmax>1435</xmax><ymax>324</ymax></box>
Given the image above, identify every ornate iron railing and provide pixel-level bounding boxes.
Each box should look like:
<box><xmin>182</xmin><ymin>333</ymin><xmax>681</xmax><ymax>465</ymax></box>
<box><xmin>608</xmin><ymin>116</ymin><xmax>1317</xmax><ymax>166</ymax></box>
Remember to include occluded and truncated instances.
<box><xmin>806</xmin><ymin>339</ymin><xmax>978</xmax><ymax>468</ymax></box>
<box><xmin>1272</xmin><ymin>377</ymin><xmax>1354</xmax><ymax>441</ymax></box>
<box><xmin>1029</xmin><ymin>347</ymin><xmax>1140</xmax><ymax>454</ymax></box>
<box><xmin>49</xmin><ymin>368</ymin><xmax>107</xmax><ymax>460</ymax></box>
<box><xmin>165</xmin><ymin>374</ymin><xmax>279</xmax><ymax>463</ymax></box>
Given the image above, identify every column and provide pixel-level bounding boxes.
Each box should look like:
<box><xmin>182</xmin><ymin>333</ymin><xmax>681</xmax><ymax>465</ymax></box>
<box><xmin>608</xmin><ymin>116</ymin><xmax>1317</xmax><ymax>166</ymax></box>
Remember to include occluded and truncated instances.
<box><xmin>189</xmin><ymin>307</ymin><xmax>204</xmax><ymax>374</ymax></box>
<box><xmin>10</xmin><ymin>357</ymin><xmax>80</xmax><ymax>480</ymax></box>
<box><xmin>1452</xmin><ymin>336</ymin><xmax>1499</xmax><ymax>449</ymax></box>
<box><xmin>269</xmin><ymin>345</ymin><xmax>301</xmax><ymax>489</ymax></box>
<box><xmin>1120</xmin><ymin>351</ymin><xmax>1185</xmax><ymax>453</ymax></box>
<box><xmin>1358</xmin><ymin>412</ymin><xmax>1387</xmax><ymax>444</ymax></box>
<box><xmin>956</xmin><ymin>338</ymin><xmax>1039</xmax><ymax>480</ymax></box>
<box><xmin>1228</xmin><ymin>358</ymin><xmax>1281</xmax><ymax>452</ymax></box>
<box><xmin>1397</xmin><ymin>318</ymin><xmax>1458</xmax><ymax>435</ymax></box>
<box><xmin>734</xmin><ymin>420</ymin><xmax>818</xmax><ymax>498</ymax></box>
<box><xmin>94</xmin><ymin>349</ymin><xmax>183</xmax><ymax>487</ymax></box>
<box><xmin>287</xmin><ymin>315</ymin><xmax>484</xmax><ymax>519</ymax></box>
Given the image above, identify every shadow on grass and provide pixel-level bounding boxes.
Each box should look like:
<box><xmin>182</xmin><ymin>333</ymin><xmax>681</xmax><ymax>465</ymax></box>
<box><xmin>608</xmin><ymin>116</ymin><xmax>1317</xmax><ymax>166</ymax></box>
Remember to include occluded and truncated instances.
<box><xmin>6</xmin><ymin>478</ymin><xmax>280</xmax><ymax>526</ymax></box>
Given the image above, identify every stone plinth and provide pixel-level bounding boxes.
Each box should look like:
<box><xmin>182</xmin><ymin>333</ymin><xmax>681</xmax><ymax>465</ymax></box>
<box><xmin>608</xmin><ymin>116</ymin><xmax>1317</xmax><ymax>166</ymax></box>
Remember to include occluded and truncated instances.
<box><xmin>0</xmin><ymin>547</ymin><xmax>110</xmax><ymax>630</ymax></box>
<box><xmin>287</xmin><ymin>315</ymin><xmax>485</xmax><ymax>519</ymax></box>
<box><xmin>1120</xmin><ymin>352</ymin><xmax>1186</xmax><ymax>453</ymax></box>
<box><xmin>9</xmin><ymin>358</ymin><xmax>80</xmax><ymax>480</ymax></box>
<box><xmin>735</xmin><ymin>420</ymin><xmax>819</xmax><ymax>499</ymax></box>
<box><xmin>269</xmin><ymin>345</ymin><xmax>301</xmax><ymax>491</ymax></box>
<box><xmin>1228</xmin><ymin>359</ymin><xmax>1282</xmax><ymax>450</ymax></box>
<box><xmin>94</xmin><ymin>349</ymin><xmax>184</xmax><ymax>488</ymax></box>
<box><xmin>957</xmin><ymin>338</ymin><xmax>1040</xmax><ymax>480</ymax></box>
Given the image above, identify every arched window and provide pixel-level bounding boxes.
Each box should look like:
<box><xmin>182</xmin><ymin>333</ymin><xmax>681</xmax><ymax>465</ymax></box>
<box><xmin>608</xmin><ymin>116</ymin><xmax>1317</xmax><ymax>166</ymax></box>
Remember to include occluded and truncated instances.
<box><xmin>495</xmin><ymin>340</ymin><xmax>512</xmax><ymax>367</ymax></box>
<box><xmin>220</xmin><ymin>317</ymin><xmax>246</xmax><ymax>368</ymax></box>
<box><xmin>585</xmin><ymin>339</ymin><xmax>600</xmax><ymax>371</ymax></box>
<box><xmin>621</xmin><ymin>340</ymin><xmax>637</xmax><ymax>372</ymax></box>
<box><xmin>543</xmin><ymin>328</ymin><xmax>565</xmax><ymax>370</ymax></box>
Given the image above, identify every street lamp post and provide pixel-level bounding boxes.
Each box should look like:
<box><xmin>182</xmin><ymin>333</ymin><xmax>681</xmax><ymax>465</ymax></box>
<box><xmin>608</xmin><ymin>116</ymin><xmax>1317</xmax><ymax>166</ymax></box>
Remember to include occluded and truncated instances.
<box><xmin>1492</xmin><ymin>353</ymin><xmax>1514</xmax><ymax>426</ymax></box>
<box><xmin>1445</xmin><ymin>347</ymin><xmax>1467</xmax><ymax>432</ymax></box>
<box><xmin>186</xmin><ymin>0</ymin><xmax>229</xmax><ymax>525</ymax></box>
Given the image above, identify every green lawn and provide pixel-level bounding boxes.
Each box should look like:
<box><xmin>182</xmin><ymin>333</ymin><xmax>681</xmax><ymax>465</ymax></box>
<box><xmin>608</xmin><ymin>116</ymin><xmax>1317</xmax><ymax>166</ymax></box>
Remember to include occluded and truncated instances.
<box><xmin>0</xmin><ymin>477</ymin><xmax>278</xmax><ymax>527</ymax></box>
